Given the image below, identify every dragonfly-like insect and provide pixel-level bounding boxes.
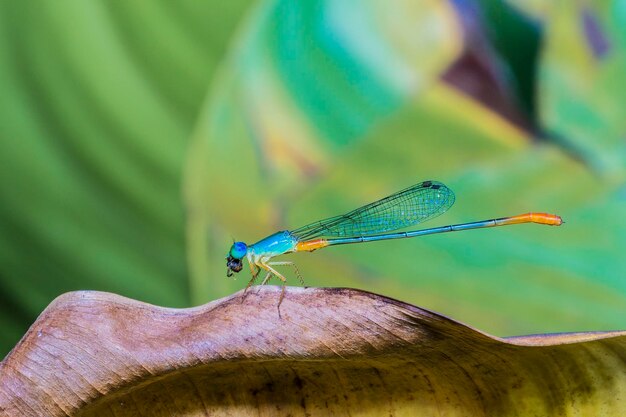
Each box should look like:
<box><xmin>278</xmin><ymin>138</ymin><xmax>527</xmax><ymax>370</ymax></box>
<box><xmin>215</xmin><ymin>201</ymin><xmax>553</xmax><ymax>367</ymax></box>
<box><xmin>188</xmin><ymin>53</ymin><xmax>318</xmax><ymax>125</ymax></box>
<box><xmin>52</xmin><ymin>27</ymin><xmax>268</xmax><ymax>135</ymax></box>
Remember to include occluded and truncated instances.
<box><xmin>226</xmin><ymin>180</ymin><xmax>562</xmax><ymax>305</ymax></box>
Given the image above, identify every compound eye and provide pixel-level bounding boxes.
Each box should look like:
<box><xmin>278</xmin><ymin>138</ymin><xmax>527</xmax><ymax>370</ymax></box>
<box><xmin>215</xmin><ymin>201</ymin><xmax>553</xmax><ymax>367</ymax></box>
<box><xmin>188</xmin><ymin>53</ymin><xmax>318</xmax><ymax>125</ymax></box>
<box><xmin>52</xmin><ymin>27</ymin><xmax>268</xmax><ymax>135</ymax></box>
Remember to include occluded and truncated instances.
<box><xmin>230</xmin><ymin>242</ymin><xmax>247</xmax><ymax>259</ymax></box>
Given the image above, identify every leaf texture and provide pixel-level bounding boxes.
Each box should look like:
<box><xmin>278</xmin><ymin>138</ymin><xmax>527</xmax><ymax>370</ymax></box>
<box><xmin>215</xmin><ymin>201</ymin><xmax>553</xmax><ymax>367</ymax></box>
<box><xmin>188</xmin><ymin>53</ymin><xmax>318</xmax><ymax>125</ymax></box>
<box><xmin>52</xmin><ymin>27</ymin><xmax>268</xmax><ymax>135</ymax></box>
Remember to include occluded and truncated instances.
<box><xmin>0</xmin><ymin>287</ymin><xmax>624</xmax><ymax>416</ymax></box>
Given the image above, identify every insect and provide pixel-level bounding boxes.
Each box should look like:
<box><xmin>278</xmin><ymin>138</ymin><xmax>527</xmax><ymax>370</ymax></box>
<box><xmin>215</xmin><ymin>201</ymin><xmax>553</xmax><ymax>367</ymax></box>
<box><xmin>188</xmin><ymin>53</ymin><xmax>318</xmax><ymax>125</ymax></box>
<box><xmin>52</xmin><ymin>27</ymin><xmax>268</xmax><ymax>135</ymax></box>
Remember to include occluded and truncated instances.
<box><xmin>226</xmin><ymin>180</ymin><xmax>562</xmax><ymax>306</ymax></box>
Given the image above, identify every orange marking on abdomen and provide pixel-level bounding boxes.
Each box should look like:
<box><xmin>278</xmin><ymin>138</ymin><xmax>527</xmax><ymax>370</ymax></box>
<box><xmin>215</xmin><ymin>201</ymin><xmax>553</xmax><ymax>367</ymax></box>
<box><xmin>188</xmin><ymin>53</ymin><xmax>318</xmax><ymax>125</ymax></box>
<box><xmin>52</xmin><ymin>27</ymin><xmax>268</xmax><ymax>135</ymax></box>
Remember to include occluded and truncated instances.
<box><xmin>497</xmin><ymin>212</ymin><xmax>563</xmax><ymax>226</ymax></box>
<box><xmin>295</xmin><ymin>239</ymin><xmax>330</xmax><ymax>252</ymax></box>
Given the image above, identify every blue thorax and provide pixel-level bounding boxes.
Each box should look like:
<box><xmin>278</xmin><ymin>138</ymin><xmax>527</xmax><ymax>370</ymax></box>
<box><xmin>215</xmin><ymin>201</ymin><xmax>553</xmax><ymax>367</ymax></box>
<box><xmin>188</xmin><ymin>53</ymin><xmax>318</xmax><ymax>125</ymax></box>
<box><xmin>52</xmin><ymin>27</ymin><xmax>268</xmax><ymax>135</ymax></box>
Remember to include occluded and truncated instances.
<box><xmin>248</xmin><ymin>231</ymin><xmax>298</xmax><ymax>257</ymax></box>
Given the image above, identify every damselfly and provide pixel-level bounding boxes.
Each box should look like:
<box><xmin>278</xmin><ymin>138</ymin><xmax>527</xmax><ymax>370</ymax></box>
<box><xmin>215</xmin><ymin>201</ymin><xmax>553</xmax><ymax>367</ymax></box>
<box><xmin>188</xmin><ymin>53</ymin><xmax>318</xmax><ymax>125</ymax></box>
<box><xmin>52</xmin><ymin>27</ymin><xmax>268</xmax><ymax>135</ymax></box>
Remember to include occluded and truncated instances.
<box><xmin>226</xmin><ymin>180</ymin><xmax>562</xmax><ymax>305</ymax></box>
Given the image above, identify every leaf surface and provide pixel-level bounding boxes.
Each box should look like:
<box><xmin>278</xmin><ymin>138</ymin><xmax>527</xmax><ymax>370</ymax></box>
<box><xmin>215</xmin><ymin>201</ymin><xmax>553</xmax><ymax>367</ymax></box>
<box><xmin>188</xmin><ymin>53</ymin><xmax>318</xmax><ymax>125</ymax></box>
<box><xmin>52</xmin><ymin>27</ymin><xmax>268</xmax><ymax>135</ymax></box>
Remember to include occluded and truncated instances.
<box><xmin>0</xmin><ymin>288</ymin><xmax>624</xmax><ymax>416</ymax></box>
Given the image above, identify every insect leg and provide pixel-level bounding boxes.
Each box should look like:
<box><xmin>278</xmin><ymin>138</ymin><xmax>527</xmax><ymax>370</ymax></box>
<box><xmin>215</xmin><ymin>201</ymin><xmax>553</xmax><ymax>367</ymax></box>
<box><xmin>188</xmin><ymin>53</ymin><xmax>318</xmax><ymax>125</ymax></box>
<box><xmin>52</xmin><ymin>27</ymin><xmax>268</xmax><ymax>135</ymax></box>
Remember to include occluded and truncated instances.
<box><xmin>243</xmin><ymin>257</ymin><xmax>262</xmax><ymax>299</ymax></box>
<box><xmin>260</xmin><ymin>262</ymin><xmax>288</xmax><ymax>309</ymax></box>
<box><xmin>268</xmin><ymin>261</ymin><xmax>305</xmax><ymax>286</ymax></box>
<box><xmin>260</xmin><ymin>270</ymin><xmax>273</xmax><ymax>286</ymax></box>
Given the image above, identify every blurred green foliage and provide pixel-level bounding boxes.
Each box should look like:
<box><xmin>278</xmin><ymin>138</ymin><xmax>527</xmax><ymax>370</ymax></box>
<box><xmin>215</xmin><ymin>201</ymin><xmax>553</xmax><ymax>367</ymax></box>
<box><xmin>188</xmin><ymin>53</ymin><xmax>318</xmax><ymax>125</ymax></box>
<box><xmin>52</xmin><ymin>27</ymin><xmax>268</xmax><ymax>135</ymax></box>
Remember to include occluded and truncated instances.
<box><xmin>0</xmin><ymin>0</ymin><xmax>252</xmax><ymax>355</ymax></box>
<box><xmin>1</xmin><ymin>1</ymin><xmax>625</xmax><ymax>357</ymax></box>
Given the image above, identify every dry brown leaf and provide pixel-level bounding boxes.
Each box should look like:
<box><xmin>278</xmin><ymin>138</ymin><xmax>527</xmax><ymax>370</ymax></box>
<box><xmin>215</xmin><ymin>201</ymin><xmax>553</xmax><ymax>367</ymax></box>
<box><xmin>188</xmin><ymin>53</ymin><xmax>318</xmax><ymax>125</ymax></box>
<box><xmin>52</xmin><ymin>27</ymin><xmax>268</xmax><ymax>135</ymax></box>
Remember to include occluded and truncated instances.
<box><xmin>0</xmin><ymin>287</ymin><xmax>624</xmax><ymax>416</ymax></box>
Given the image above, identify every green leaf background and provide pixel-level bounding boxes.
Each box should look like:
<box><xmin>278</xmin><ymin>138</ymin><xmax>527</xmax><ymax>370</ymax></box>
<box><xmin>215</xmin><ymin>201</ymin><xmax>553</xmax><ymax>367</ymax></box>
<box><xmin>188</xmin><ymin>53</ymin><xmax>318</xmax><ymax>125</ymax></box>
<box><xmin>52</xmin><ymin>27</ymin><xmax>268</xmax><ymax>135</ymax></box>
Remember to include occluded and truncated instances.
<box><xmin>1</xmin><ymin>0</ymin><xmax>625</xmax><ymax>357</ymax></box>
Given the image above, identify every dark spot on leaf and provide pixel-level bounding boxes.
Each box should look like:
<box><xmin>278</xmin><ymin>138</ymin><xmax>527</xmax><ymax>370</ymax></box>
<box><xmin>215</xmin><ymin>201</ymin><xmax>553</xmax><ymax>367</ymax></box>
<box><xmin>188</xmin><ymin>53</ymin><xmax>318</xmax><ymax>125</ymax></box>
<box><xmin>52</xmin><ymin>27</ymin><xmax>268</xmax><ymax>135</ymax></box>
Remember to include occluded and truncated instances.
<box><xmin>293</xmin><ymin>375</ymin><xmax>304</xmax><ymax>389</ymax></box>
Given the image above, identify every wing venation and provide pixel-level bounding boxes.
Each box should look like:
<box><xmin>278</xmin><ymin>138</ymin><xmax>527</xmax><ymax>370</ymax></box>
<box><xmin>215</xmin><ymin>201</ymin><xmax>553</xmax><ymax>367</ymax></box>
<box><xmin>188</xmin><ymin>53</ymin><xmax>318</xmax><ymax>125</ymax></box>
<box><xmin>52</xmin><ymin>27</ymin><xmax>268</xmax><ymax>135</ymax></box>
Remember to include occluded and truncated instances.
<box><xmin>290</xmin><ymin>180</ymin><xmax>455</xmax><ymax>240</ymax></box>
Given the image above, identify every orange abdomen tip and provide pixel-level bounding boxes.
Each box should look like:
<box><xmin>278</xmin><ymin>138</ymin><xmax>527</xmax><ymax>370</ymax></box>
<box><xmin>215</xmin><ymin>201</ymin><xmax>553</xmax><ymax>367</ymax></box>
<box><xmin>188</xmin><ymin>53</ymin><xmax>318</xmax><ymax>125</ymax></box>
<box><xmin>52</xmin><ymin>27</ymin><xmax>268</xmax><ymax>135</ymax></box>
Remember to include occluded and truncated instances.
<box><xmin>496</xmin><ymin>213</ymin><xmax>563</xmax><ymax>226</ymax></box>
<box><xmin>529</xmin><ymin>213</ymin><xmax>563</xmax><ymax>226</ymax></box>
<box><xmin>530</xmin><ymin>213</ymin><xmax>563</xmax><ymax>226</ymax></box>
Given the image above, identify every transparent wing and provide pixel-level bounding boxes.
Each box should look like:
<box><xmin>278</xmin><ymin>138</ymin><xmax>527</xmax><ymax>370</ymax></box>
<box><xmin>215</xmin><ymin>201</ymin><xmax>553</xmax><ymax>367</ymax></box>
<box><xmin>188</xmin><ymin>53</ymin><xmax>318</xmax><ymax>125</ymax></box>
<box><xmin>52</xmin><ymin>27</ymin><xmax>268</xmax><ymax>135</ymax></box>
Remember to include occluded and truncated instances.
<box><xmin>290</xmin><ymin>180</ymin><xmax>455</xmax><ymax>240</ymax></box>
